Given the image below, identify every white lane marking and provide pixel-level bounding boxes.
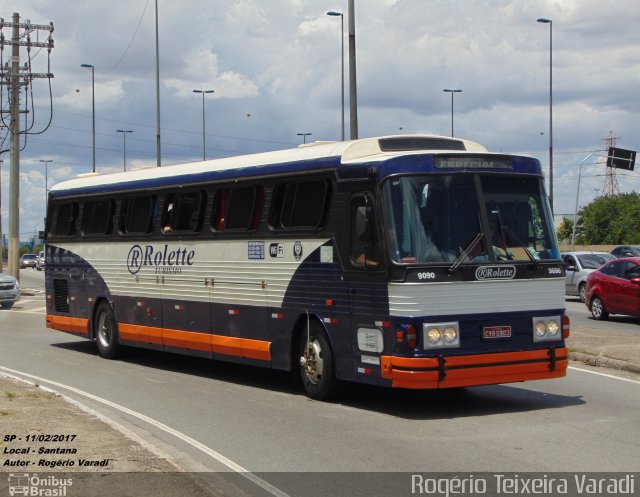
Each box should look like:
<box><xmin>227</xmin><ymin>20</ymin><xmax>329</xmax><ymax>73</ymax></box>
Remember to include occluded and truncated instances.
<box><xmin>569</xmin><ymin>365</ymin><xmax>640</xmax><ymax>385</ymax></box>
<box><xmin>0</xmin><ymin>366</ymin><xmax>291</xmax><ymax>497</ymax></box>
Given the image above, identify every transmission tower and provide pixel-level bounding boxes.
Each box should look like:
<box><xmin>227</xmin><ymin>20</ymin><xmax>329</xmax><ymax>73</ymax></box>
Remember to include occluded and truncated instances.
<box><xmin>602</xmin><ymin>131</ymin><xmax>619</xmax><ymax>196</ymax></box>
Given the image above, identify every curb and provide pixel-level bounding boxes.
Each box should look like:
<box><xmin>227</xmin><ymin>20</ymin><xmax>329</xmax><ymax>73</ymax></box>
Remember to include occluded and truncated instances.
<box><xmin>569</xmin><ymin>350</ymin><xmax>640</xmax><ymax>375</ymax></box>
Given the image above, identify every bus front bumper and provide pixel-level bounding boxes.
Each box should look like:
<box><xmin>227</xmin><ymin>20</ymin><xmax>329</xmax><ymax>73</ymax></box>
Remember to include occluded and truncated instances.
<box><xmin>380</xmin><ymin>347</ymin><xmax>568</xmax><ymax>389</ymax></box>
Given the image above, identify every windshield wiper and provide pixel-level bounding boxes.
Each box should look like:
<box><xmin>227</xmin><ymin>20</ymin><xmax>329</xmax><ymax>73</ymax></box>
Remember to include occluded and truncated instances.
<box><xmin>449</xmin><ymin>232</ymin><xmax>484</xmax><ymax>274</ymax></box>
<box><xmin>495</xmin><ymin>211</ymin><xmax>540</xmax><ymax>267</ymax></box>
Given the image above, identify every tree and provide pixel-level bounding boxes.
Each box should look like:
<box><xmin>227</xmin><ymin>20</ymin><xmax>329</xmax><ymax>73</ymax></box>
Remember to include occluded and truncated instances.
<box><xmin>556</xmin><ymin>217</ymin><xmax>574</xmax><ymax>243</ymax></box>
<box><xmin>580</xmin><ymin>192</ymin><xmax>640</xmax><ymax>244</ymax></box>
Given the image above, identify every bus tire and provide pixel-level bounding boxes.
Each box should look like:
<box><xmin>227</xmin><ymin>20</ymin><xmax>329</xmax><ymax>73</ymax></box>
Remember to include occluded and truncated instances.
<box><xmin>94</xmin><ymin>301</ymin><xmax>120</xmax><ymax>359</ymax></box>
<box><xmin>298</xmin><ymin>322</ymin><xmax>336</xmax><ymax>401</ymax></box>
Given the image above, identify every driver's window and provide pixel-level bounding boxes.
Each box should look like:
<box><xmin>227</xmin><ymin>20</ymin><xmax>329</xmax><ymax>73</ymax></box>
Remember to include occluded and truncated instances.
<box><xmin>350</xmin><ymin>194</ymin><xmax>379</xmax><ymax>268</ymax></box>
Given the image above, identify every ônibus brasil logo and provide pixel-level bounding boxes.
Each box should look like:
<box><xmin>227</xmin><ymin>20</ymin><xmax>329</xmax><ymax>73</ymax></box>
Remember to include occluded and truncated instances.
<box><xmin>127</xmin><ymin>244</ymin><xmax>195</xmax><ymax>275</ymax></box>
<box><xmin>475</xmin><ymin>265</ymin><xmax>516</xmax><ymax>280</ymax></box>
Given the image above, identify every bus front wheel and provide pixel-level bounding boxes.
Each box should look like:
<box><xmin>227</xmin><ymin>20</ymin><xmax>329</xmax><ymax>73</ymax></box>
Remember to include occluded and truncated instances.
<box><xmin>95</xmin><ymin>302</ymin><xmax>120</xmax><ymax>359</ymax></box>
<box><xmin>298</xmin><ymin>323</ymin><xmax>336</xmax><ymax>401</ymax></box>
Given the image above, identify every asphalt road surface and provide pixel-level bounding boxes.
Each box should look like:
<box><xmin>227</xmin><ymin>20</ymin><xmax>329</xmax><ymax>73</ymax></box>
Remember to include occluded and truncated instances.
<box><xmin>2</xmin><ymin>271</ymin><xmax>639</xmax><ymax>497</ymax></box>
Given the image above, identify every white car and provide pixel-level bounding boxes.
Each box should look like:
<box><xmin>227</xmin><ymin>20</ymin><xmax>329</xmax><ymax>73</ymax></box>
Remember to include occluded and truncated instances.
<box><xmin>562</xmin><ymin>251</ymin><xmax>615</xmax><ymax>302</ymax></box>
<box><xmin>36</xmin><ymin>250</ymin><xmax>45</xmax><ymax>271</ymax></box>
<box><xmin>0</xmin><ymin>274</ymin><xmax>21</xmax><ymax>309</ymax></box>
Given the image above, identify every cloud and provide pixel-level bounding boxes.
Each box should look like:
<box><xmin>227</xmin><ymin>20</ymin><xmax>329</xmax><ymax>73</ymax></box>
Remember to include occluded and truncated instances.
<box><xmin>1</xmin><ymin>0</ymin><xmax>640</xmax><ymax>237</ymax></box>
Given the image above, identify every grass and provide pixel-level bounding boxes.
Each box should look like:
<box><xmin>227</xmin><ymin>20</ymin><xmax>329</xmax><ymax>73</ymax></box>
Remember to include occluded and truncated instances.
<box><xmin>4</xmin><ymin>391</ymin><xmax>17</xmax><ymax>400</ymax></box>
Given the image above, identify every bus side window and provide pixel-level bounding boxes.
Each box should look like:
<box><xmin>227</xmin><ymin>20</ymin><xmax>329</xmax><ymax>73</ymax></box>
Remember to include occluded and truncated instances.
<box><xmin>174</xmin><ymin>191</ymin><xmax>205</xmax><ymax>232</ymax></box>
<box><xmin>212</xmin><ymin>186</ymin><xmax>261</xmax><ymax>232</ymax></box>
<box><xmin>161</xmin><ymin>194</ymin><xmax>176</xmax><ymax>233</ymax></box>
<box><xmin>81</xmin><ymin>199</ymin><xmax>114</xmax><ymax>236</ymax></box>
<box><xmin>350</xmin><ymin>194</ymin><xmax>379</xmax><ymax>268</ymax></box>
<box><xmin>49</xmin><ymin>202</ymin><xmax>79</xmax><ymax>238</ymax></box>
<box><xmin>122</xmin><ymin>195</ymin><xmax>156</xmax><ymax>234</ymax></box>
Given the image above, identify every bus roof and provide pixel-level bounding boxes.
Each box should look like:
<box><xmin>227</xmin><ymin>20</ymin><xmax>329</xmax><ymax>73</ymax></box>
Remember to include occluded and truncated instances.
<box><xmin>49</xmin><ymin>134</ymin><xmax>533</xmax><ymax>197</ymax></box>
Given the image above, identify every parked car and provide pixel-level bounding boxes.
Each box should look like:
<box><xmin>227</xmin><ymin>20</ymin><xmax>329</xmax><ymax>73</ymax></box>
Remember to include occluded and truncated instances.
<box><xmin>585</xmin><ymin>257</ymin><xmax>640</xmax><ymax>320</ymax></box>
<box><xmin>0</xmin><ymin>274</ymin><xmax>21</xmax><ymax>309</ymax></box>
<box><xmin>19</xmin><ymin>253</ymin><xmax>38</xmax><ymax>269</ymax></box>
<box><xmin>562</xmin><ymin>251</ymin><xmax>615</xmax><ymax>302</ymax></box>
<box><xmin>36</xmin><ymin>250</ymin><xmax>45</xmax><ymax>271</ymax></box>
<box><xmin>610</xmin><ymin>245</ymin><xmax>640</xmax><ymax>258</ymax></box>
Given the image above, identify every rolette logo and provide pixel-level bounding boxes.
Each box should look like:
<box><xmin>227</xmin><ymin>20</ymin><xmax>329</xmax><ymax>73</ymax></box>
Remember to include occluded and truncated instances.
<box><xmin>127</xmin><ymin>244</ymin><xmax>195</xmax><ymax>275</ymax></box>
<box><xmin>475</xmin><ymin>265</ymin><xmax>516</xmax><ymax>280</ymax></box>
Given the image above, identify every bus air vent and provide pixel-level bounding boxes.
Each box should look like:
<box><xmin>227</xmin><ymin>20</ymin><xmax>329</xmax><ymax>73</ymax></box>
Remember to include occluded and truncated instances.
<box><xmin>53</xmin><ymin>279</ymin><xmax>70</xmax><ymax>313</ymax></box>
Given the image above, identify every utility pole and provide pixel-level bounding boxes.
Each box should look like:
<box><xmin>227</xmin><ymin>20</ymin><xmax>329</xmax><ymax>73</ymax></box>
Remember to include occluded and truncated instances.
<box><xmin>0</xmin><ymin>12</ymin><xmax>54</xmax><ymax>278</ymax></box>
<box><xmin>0</xmin><ymin>157</ymin><xmax>3</xmax><ymax>273</ymax></box>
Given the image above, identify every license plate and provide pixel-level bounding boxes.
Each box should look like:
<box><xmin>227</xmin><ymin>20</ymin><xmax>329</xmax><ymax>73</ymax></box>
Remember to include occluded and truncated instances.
<box><xmin>483</xmin><ymin>326</ymin><xmax>512</xmax><ymax>339</ymax></box>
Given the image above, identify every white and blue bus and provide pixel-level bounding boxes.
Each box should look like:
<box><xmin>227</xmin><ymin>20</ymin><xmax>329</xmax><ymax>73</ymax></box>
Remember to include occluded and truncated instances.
<box><xmin>45</xmin><ymin>135</ymin><xmax>569</xmax><ymax>399</ymax></box>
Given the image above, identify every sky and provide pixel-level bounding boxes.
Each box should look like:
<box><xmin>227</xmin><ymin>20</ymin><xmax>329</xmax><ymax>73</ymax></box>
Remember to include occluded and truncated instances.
<box><xmin>0</xmin><ymin>0</ymin><xmax>639</xmax><ymax>244</ymax></box>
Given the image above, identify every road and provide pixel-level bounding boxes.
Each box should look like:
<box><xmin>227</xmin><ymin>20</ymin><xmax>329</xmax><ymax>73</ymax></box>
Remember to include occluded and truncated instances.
<box><xmin>566</xmin><ymin>297</ymin><xmax>640</xmax><ymax>337</ymax></box>
<box><xmin>2</xmin><ymin>272</ymin><xmax>640</xmax><ymax>496</ymax></box>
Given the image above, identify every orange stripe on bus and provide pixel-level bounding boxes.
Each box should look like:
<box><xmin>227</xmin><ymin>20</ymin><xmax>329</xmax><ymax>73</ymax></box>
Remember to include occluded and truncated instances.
<box><xmin>119</xmin><ymin>323</ymin><xmax>163</xmax><ymax>345</ymax></box>
<box><xmin>163</xmin><ymin>328</ymin><xmax>213</xmax><ymax>352</ymax></box>
<box><xmin>46</xmin><ymin>315</ymin><xmax>90</xmax><ymax>335</ymax></box>
<box><xmin>381</xmin><ymin>348</ymin><xmax>568</xmax><ymax>389</ymax></box>
<box><xmin>210</xmin><ymin>335</ymin><xmax>271</xmax><ymax>361</ymax></box>
<box><xmin>444</xmin><ymin>348</ymin><xmax>567</xmax><ymax>367</ymax></box>
<box><xmin>118</xmin><ymin>323</ymin><xmax>271</xmax><ymax>361</ymax></box>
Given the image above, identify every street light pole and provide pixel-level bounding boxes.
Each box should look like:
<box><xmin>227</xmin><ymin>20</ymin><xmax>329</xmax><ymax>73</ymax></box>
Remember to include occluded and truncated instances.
<box><xmin>327</xmin><ymin>11</ymin><xmax>344</xmax><ymax>141</ymax></box>
<box><xmin>193</xmin><ymin>89</ymin><xmax>214</xmax><ymax>160</ymax></box>
<box><xmin>80</xmin><ymin>64</ymin><xmax>96</xmax><ymax>173</ymax></box>
<box><xmin>538</xmin><ymin>17</ymin><xmax>553</xmax><ymax>213</ymax></box>
<box><xmin>155</xmin><ymin>0</ymin><xmax>162</xmax><ymax>167</ymax></box>
<box><xmin>571</xmin><ymin>153</ymin><xmax>595</xmax><ymax>250</ymax></box>
<box><xmin>348</xmin><ymin>0</ymin><xmax>358</xmax><ymax>139</ymax></box>
<box><xmin>442</xmin><ymin>89</ymin><xmax>462</xmax><ymax>137</ymax></box>
<box><xmin>116</xmin><ymin>130</ymin><xmax>133</xmax><ymax>171</ymax></box>
<box><xmin>297</xmin><ymin>133</ymin><xmax>312</xmax><ymax>144</ymax></box>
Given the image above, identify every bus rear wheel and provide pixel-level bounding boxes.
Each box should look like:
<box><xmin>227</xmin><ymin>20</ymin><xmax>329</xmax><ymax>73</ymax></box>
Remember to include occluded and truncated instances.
<box><xmin>95</xmin><ymin>302</ymin><xmax>120</xmax><ymax>359</ymax></box>
<box><xmin>298</xmin><ymin>323</ymin><xmax>336</xmax><ymax>401</ymax></box>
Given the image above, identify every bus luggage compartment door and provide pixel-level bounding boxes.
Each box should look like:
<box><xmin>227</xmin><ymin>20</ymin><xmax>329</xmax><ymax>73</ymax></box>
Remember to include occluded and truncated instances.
<box><xmin>209</xmin><ymin>276</ymin><xmax>270</xmax><ymax>363</ymax></box>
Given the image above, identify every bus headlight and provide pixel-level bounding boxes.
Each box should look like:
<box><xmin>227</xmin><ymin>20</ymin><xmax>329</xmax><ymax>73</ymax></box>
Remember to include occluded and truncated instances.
<box><xmin>532</xmin><ymin>316</ymin><xmax>562</xmax><ymax>342</ymax></box>
<box><xmin>427</xmin><ymin>328</ymin><xmax>442</xmax><ymax>344</ymax></box>
<box><xmin>423</xmin><ymin>322</ymin><xmax>460</xmax><ymax>349</ymax></box>
<box><xmin>443</xmin><ymin>326</ymin><xmax>458</xmax><ymax>343</ymax></box>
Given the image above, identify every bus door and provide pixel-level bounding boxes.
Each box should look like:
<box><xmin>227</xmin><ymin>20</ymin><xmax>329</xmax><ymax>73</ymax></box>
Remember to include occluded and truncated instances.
<box><xmin>345</xmin><ymin>193</ymin><xmax>389</xmax><ymax>377</ymax></box>
<box><xmin>209</xmin><ymin>263</ymin><xmax>270</xmax><ymax>363</ymax></box>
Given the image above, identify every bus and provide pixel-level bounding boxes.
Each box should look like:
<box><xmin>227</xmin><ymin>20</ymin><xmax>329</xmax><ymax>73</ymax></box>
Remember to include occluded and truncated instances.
<box><xmin>45</xmin><ymin>134</ymin><xmax>569</xmax><ymax>400</ymax></box>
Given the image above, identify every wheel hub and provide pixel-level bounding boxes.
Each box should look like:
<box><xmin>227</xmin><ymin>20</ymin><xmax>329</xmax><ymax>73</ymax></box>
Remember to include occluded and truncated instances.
<box><xmin>300</xmin><ymin>339</ymin><xmax>324</xmax><ymax>385</ymax></box>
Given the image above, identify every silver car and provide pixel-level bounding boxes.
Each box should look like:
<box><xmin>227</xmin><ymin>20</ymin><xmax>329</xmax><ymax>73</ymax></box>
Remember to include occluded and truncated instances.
<box><xmin>562</xmin><ymin>251</ymin><xmax>615</xmax><ymax>302</ymax></box>
<box><xmin>36</xmin><ymin>250</ymin><xmax>45</xmax><ymax>271</ymax></box>
<box><xmin>0</xmin><ymin>274</ymin><xmax>21</xmax><ymax>309</ymax></box>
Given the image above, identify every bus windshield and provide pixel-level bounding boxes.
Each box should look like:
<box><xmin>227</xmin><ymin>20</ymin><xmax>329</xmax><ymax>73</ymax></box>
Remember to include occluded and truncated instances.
<box><xmin>382</xmin><ymin>174</ymin><xmax>558</xmax><ymax>265</ymax></box>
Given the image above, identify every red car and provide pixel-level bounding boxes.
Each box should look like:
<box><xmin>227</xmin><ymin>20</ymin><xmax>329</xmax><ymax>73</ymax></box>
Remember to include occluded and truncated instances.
<box><xmin>585</xmin><ymin>257</ymin><xmax>640</xmax><ymax>320</ymax></box>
